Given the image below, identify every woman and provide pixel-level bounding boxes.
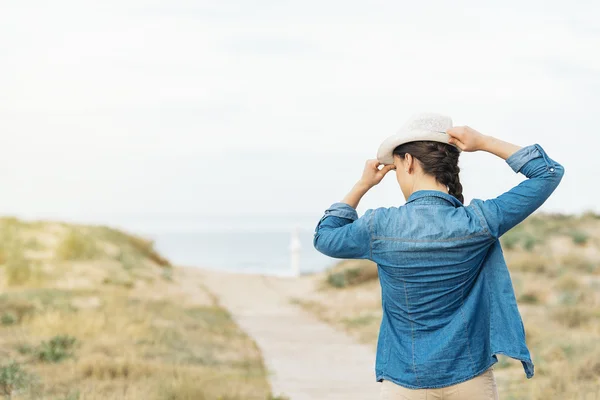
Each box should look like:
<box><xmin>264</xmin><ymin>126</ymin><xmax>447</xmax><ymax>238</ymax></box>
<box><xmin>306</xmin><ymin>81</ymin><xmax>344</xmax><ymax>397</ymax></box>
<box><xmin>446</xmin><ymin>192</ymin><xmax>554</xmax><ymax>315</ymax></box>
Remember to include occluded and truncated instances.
<box><xmin>313</xmin><ymin>113</ymin><xmax>565</xmax><ymax>399</ymax></box>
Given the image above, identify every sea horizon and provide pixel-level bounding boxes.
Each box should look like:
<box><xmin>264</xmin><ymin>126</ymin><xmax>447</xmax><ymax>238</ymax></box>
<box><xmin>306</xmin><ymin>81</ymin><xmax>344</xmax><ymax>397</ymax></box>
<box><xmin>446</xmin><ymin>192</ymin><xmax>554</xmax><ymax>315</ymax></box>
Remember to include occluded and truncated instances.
<box><xmin>5</xmin><ymin>212</ymin><xmax>339</xmax><ymax>276</ymax></box>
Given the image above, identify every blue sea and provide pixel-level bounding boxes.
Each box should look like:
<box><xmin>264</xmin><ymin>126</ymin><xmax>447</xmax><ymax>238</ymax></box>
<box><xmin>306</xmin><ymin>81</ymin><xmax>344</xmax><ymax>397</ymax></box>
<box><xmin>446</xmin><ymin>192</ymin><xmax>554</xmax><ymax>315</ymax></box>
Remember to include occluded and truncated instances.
<box><xmin>148</xmin><ymin>230</ymin><xmax>335</xmax><ymax>276</ymax></box>
<box><xmin>125</xmin><ymin>214</ymin><xmax>339</xmax><ymax>276</ymax></box>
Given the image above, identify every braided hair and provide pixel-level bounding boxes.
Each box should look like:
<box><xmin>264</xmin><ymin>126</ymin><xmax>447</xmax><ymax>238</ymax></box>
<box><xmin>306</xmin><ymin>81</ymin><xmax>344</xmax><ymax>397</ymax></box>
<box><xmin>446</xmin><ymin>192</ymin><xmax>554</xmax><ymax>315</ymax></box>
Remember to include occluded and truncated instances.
<box><xmin>392</xmin><ymin>141</ymin><xmax>464</xmax><ymax>204</ymax></box>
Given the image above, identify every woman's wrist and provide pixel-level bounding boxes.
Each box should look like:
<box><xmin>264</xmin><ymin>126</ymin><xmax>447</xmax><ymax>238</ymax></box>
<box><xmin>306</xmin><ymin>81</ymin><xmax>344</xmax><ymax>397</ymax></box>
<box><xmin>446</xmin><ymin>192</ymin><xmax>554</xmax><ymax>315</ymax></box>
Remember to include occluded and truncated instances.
<box><xmin>341</xmin><ymin>181</ymin><xmax>371</xmax><ymax>209</ymax></box>
<box><xmin>355</xmin><ymin>180</ymin><xmax>373</xmax><ymax>192</ymax></box>
<box><xmin>478</xmin><ymin>134</ymin><xmax>494</xmax><ymax>152</ymax></box>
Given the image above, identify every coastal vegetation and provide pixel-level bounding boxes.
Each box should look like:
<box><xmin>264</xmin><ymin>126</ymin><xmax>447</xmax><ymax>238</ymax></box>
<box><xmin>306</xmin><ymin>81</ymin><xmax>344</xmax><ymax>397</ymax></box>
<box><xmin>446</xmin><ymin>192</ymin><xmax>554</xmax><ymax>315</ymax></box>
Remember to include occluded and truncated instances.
<box><xmin>0</xmin><ymin>217</ymin><xmax>277</xmax><ymax>399</ymax></box>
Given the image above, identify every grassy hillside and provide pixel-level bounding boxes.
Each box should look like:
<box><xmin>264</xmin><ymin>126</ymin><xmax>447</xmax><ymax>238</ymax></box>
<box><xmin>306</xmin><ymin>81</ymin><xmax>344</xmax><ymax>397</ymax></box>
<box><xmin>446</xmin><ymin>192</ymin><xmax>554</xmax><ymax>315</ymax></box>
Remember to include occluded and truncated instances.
<box><xmin>0</xmin><ymin>217</ymin><xmax>278</xmax><ymax>400</ymax></box>
<box><xmin>296</xmin><ymin>212</ymin><xmax>600</xmax><ymax>399</ymax></box>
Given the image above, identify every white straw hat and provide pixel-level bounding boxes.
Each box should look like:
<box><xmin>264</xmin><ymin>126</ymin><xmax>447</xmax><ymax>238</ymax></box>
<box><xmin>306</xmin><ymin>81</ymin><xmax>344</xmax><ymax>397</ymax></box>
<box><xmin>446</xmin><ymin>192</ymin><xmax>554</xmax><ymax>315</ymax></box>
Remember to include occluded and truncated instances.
<box><xmin>376</xmin><ymin>112</ymin><xmax>461</xmax><ymax>165</ymax></box>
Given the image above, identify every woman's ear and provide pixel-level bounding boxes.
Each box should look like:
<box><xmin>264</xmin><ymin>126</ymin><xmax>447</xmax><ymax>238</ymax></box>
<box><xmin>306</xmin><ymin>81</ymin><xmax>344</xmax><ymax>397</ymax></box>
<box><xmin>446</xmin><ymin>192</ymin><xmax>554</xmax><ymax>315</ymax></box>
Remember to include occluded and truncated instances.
<box><xmin>404</xmin><ymin>153</ymin><xmax>413</xmax><ymax>174</ymax></box>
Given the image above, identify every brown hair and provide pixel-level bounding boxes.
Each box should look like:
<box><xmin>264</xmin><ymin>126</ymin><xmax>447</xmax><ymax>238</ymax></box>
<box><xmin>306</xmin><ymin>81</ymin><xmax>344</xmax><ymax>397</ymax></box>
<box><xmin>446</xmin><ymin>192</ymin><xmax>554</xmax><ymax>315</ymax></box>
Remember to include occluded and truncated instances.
<box><xmin>392</xmin><ymin>141</ymin><xmax>464</xmax><ymax>204</ymax></box>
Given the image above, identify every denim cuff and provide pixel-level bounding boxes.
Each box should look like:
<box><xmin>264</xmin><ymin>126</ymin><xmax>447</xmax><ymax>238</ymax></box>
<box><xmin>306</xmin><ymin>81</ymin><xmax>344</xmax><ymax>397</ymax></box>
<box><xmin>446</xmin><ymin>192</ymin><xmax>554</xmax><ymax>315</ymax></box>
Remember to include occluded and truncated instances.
<box><xmin>324</xmin><ymin>202</ymin><xmax>359</xmax><ymax>221</ymax></box>
<box><xmin>506</xmin><ymin>144</ymin><xmax>542</xmax><ymax>173</ymax></box>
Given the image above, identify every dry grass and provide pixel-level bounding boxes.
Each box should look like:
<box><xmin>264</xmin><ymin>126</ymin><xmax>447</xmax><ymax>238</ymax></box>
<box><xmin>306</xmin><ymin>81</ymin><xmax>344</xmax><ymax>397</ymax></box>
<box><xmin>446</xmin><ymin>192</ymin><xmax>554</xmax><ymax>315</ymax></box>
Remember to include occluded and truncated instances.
<box><xmin>55</xmin><ymin>229</ymin><xmax>101</xmax><ymax>261</ymax></box>
<box><xmin>4</xmin><ymin>250</ymin><xmax>44</xmax><ymax>287</ymax></box>
<box><xmin>0</xmin><ymin>217</ymin><xmax>274</xmax><ymax>399</ymax></box>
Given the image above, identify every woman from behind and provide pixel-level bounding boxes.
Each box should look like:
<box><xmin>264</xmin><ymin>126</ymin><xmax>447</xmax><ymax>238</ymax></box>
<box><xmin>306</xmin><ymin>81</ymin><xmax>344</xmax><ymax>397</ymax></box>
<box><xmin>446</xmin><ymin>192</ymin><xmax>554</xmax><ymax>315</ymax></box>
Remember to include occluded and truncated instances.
<box><xmin>313</xmin><ymin>113</ymin><xmax>565</xmax><ymax>399</ymax></box>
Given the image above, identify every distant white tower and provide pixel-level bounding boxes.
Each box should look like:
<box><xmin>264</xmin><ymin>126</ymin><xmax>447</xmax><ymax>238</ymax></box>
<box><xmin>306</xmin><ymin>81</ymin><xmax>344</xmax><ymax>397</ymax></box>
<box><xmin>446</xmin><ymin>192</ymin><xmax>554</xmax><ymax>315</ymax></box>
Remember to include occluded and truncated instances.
<box><xmin>289</xmin><ymin>225</ymin><xmax>302</xmax><ymax>277</ymax></box>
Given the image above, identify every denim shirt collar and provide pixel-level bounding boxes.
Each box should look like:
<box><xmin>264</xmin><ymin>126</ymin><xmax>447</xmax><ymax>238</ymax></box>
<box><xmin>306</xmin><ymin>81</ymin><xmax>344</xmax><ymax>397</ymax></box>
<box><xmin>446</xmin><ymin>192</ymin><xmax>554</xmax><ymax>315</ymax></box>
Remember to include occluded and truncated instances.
<box><xmin>405</xmin><ymin>189</ymin><xmax>463</xmax><ymax>208</ymax></box>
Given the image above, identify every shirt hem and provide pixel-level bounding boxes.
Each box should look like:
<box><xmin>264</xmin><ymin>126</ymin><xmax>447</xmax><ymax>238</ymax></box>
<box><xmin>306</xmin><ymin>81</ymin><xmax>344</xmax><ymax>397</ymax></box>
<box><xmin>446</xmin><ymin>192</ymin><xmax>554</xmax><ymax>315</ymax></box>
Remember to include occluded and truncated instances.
<box><xmin>492</xmin><ymin>351</ymin><xmax>535</xmax><ymax>378</ymax></box>
<box><xmin>376</xmin><ymin>360</ymin><xmax>498</xmax><ymax>389</ymax></box>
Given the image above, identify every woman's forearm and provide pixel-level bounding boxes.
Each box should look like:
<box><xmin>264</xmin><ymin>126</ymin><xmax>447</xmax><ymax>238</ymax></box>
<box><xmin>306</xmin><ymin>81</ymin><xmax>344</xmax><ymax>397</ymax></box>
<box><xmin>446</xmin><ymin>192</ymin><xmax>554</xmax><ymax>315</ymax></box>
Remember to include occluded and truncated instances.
<box><xmin>341</xmin><ymin>181</ymin><xmax>371</xmax><ymax>209</ymax></box>
<box><xmin>480</xmin><ymin>135</ymin><xmax>522</xmax><ymax>160</ymax></box>
<box><xmin>339</xmin><ymin>159</ymin><xmax>394</xmax><ymax>209</ymax></box>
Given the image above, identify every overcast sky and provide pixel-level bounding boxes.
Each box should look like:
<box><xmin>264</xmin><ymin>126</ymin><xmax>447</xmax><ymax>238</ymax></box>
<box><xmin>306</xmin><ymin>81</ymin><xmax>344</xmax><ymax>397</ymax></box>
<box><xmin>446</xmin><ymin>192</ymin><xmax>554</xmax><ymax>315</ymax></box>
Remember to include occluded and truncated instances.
<box><xmin>1</xmin><ymin>1</ymin><xmax>599</xmax><ymax>228</ymax></box>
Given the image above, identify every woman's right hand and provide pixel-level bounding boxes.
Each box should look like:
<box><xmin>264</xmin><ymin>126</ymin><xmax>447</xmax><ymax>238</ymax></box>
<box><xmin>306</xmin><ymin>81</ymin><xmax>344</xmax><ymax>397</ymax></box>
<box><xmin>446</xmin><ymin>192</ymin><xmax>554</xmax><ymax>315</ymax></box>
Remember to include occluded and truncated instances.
<box><xmin>446</xmin><ymin>126</ymin><xmax>488</xmax><ymax>152</ymax></box>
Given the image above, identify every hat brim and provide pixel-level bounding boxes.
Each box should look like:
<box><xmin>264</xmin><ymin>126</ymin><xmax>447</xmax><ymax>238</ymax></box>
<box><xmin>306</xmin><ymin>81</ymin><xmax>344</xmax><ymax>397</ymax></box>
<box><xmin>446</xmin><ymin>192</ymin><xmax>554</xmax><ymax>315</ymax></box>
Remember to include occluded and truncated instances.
<box><xmin>376</xmin><ymin>129</ymin><xmax>462</xmax><ymax>165</ymax></box>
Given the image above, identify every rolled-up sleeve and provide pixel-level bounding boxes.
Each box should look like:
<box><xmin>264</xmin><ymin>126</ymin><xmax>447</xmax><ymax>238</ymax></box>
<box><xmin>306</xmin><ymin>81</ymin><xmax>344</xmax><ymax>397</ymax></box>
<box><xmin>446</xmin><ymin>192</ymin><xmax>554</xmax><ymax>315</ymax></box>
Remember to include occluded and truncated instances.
<box><xmin>470</xmin><ymin>143</ymin><xmax>565</xmax><ymax>238</ymax></box>
<box><xmin>506</xmin><ymin>144</ymin><xmax>547</xmax><ymax>173</ymax></box>
<box><xmin>313</xmin><ymin>202</ymin><xmax>374</xmax><ymax>260</ymax></box>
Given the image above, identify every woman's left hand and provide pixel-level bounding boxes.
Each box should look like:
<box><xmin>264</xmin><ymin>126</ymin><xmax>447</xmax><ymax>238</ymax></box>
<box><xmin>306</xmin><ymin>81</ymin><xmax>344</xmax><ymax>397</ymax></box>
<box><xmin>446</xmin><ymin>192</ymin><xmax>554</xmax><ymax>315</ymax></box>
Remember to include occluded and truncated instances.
<box><xmin>359</xmin><ymin>159</ymin><xmax>396</xmax><ymax>188</ymax></box>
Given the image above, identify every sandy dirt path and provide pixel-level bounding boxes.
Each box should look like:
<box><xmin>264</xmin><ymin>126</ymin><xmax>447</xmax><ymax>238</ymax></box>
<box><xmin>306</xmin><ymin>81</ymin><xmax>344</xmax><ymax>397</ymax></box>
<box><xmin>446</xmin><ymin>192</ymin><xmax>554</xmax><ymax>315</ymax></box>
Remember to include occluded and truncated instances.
<box><xmin>194</xmin><ymin>268</ymin><xmax>380</xmax><ymax>400</ymax></box>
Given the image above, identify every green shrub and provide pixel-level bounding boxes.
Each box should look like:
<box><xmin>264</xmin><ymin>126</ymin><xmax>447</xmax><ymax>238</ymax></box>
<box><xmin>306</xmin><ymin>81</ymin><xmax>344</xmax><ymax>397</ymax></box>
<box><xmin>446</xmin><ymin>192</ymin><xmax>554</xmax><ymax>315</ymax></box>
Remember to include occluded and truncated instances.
<box><xmin>518</xmin><ymin>292</ymin><xmax>540</xmax><ymax>304</ymax></box>
<box><xmin>569</xmin><ymin>230</ymin><xmax>589</xmax><ymax>245</ymax></box>
<box><xmin>0</xmin><ymin>313</ymin><xmax>16</xmax><ymax>326</ymax></box>
<box><xmin>326</xmin><ymin>261</ymin><xmax>378</xmax><ymax>288</ymax></box>
<box><xmin>501</xmin><ymin>233</ymin><xmax>520</xmax><ymax>250</ymax></box>
<box><xmin>17</xmin><ymin>344</ymin><xmax>34</xmax><ymax>355</ymax></box>
<box><xmin>500</xmin><ymin>230</ymin><xmax>541</xmax><ymax>251</ymax></box>
<box><xmin>0</xmin><ymin>361</ymin><xmax>36</xmax><ymax>398</ymax></box>
<box><xmin>522</xmin><ymin>236</ymin><xmax>538</xmax><ymax>251</ymax></box>
<box><xmin>342</xmin><ymin>314</ymin><xmax>378</xmax><ymax>327</ymax></box>
<box><xmin>37</xmin><ymin>335</ymin><xmax>78</xmax><ymax>363</ymax></box>
<box><xmin>326</xmin><ymin>268</ymin><xmax>365</xmax><ymax>288</ymax></box>
<box><xmin>327</xmin><ymin>271</ymin><xmax>348</xmax><ymax>288</ymax></box>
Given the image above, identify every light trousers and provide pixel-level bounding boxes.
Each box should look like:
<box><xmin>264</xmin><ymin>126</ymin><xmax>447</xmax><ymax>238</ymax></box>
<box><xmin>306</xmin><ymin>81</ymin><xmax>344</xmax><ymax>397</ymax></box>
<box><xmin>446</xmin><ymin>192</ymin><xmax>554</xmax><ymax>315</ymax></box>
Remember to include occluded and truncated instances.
<box><xmin>380</xmin><ymin>366</ymin><xmax>499</xmax><ymax>400</ymax></box>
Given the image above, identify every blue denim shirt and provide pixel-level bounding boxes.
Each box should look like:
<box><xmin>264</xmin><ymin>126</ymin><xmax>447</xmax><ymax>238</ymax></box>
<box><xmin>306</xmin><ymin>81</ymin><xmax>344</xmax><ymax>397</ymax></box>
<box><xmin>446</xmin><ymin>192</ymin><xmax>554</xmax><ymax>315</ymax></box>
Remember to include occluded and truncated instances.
<box><xmin>313</xmin><ymin>144</ymin><xmax>565</xmax><ymax>389</ymax></box>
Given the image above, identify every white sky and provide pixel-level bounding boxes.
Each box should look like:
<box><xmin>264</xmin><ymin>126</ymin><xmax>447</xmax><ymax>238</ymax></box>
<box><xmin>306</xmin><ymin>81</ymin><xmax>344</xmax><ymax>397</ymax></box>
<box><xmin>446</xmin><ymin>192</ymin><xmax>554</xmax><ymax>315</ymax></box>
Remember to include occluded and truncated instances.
<box><xmin>1</xmin><ymin>1</ymin><xmax>599</xmax><ymax>226</ymax></box>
